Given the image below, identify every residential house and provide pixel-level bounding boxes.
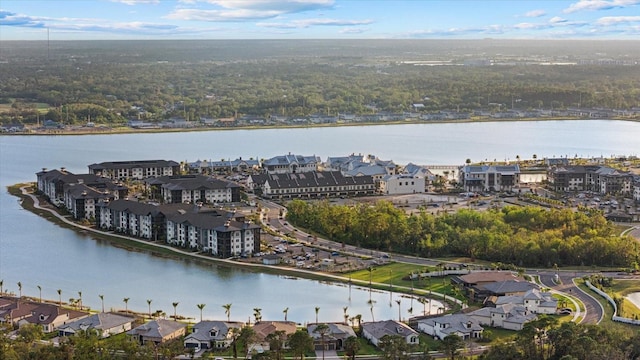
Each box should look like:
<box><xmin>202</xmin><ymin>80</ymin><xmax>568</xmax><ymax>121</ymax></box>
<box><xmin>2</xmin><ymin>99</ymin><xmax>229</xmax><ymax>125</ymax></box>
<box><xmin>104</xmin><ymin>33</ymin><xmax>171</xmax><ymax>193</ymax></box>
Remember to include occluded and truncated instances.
<box><xmin>145</xmin><ymin>175</ymin><xmax>240</xmax><ymax>204</ymax></box>
<box><xmin>469</xmin><ymin>304</ymin><xmax>536</xmax><ymax>331</ymax></box>
<box><xmin>493</xmin><ymin>289</ymin><xmax>558</xmax><ymax>315</ymax></box>
<box><xmin>473</xmin><ymin>280</ymin><xmax>539</xmax><ymax>302</ymax></box>
<box><xmin>417</xmin><ymin>314</ymin><xmax>483</xmax><ymax>340</ymax></box>
<box><xmin>188</xmin><ymin>158</ymin><xmax>260</xmax><ymax>174</ymax></box>
<box><xmin>184</xmin><ymin>320</ymin><xmax>243</xmax><ymax>351</ymax></box>
<box><xmin>307</xmin><ymin>323</ymin><xmax>357</xmax><ymax>351</ymax></box>
<box><xmin>249</xmin><ymin>171</ymin><xmax>375</xmax><ymax>199</ymax></box>
<box><xmin>88</xmin><ymin>160</ymin><xmax>180</xmax><ymax>181</ymax></box>
<box><xmin>323</xmin><ymin>154</ymin><xmax>370</xmax><ymax>172</ymax></box>
<box><xmin>361</xmin><ymin>320</ymin><xmax>419</xmax><ymax>348</ymax></box>
<box><xmin>262</xmin><ymin>154</ymin><xmax>321</xmax><ymax>174</ymax></box>
<box><xmin>249</xmin><ymin>321</ymin><xmax>298</xmax><ymax>353</ymax></box>
<box><xmin>57</xmin><ymin>313</ymin><xmax>135</xmax><ymax>338</ymax></box>
<box><xmin>127</xmin><ymin>319</ymin><xmax>187</xmax><ymax>345</ymax></box>
<box><xmin>13</xmin><ymin>301</ymin><xmax>89</xmax><ymax>333</ymax></box>
<box><xmin>459</xmin><ymin>165</ymin><xmax>520</xmax><ymax>192</ymax></box>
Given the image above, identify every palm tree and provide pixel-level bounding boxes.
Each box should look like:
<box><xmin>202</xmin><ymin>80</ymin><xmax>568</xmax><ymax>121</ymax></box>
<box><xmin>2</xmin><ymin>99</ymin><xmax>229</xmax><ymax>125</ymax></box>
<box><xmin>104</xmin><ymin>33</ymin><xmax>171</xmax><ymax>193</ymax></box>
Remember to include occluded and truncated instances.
<box><xmin>344</xmin><ymin>336</ymin><xmax>361</xmax><ymax>360</ymax></box>
<box><xmin>17</xmin><ymin>281</ymin><xmax>22</xmax><ymax>298</ymax></box>
<box><xmin>123</xmin><ymin>297</ymin><xmax>130</xmax><ymax>313</ymax></box>
<box><xmin>223</xmin><ymin>303</ymin><xmax>232</xmax><ymax>322</ymax></box>
<box><xmin>147</xmin><ymin>299</ymin><xmax>152</xmax><ymax>318</ymax></box>
<box><xmin>99</xmin><ymin>294</ymin><xmax>105</xmax><ymax>312</ymax></box>
<box><xmin>253</xmin><ymin>308</ymin><xmax>262</xmax><ymax>323</ymax></box>
<box><xmin>343</xmin><ymin>306</ymin><xmax>349</xmax><ymax>324</ymax></box>
<box><xmin>197</xmin><ymin>303</ymin><xmax>206</xmax><ymax>322</ymax></box>
<box><xmin>77</xmin><ymin>291</ymin><xmax>83</xmax><ymax>310</ymax></box>
<box><xmin>57</xmin><ymin>289</ymin><xmax>62</xmax><ymax>306</ymax></box>
<box><xmin>283</xmin><ymin>307</ymin><xmax>289</xmax><ymax>321</ymax></box>
<box><xmin>315</xmin><ymin>306</ymin><xmax>320</xmax><ymax>324</ymax></box>
<box><xmin>37</xmin><ymin>285</ymin><xmax>42</xmax><ymax>303</ymax></box>
<box><xmin>0</xmin><ymin>279</ymin><xmax>3</xmax><ymax>295</ymax></box>
<box><xmin>368</xmin><ymin>299</ymin><xmax>376</xmax><ymax>322</ymax></box>
<box><xmin>172</xmin><ymin>302</ymin><xmax>179</xmax><ymax>320</ymax></box>
<box><xmin>395</xmin><ymin>299</ymin><xmax>401</xmax><ymax>321</ymax></box>
<box><xmin>313</xmin><ymin>323</ymin><xmax>330</xmax><ymax>360</ymax></box>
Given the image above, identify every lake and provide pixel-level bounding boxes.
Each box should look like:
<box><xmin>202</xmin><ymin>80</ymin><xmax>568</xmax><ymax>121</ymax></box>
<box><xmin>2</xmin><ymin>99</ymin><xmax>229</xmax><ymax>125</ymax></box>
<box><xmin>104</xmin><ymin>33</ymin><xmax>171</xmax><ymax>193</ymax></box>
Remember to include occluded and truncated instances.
<box><xmin>0</xmin><ymin>120</ymin><xmax>638</xmax><ymax>322</ymax></box>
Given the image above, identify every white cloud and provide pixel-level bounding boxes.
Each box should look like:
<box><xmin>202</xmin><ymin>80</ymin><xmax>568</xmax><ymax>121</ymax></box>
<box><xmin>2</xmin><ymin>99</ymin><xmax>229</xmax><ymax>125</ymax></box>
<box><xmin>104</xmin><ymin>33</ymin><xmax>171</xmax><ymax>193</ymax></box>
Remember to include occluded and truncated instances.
<box><xmin>564</xmin><ymin>0</ymin><xmax>640</xmax><ymax>13</ymax></box>
<box><xmin>167</xmin><ymin>8</ymin><xmax>281</xmax><ymax>21</ymax></box>
<box><xmin>524</xmin><ymin>9</ymin><xmax>546</xmax><ymax>17</ymax></box>
<box><xmin>596</xmin><ymin>15</ymin><xmax>640</xmax><ymax>24</ymax></box>
<box><xmin>549</xmin><ymin>16</ymin><xmax>568</xmax><ymax>23</ymax></box>
<box><xmin>110</xmin><ymin>0</ymin><xmax>160</xmax><ymax>5</ymax></box>
<box><xmin>339</xmin><ymin>27</ymin><xmax>368</xmax><ymax>34</ymax></box>
<box><xmin>258</xmin><ymin>18</ymin><xmax>373</xmax><ymax>29</ymax></box>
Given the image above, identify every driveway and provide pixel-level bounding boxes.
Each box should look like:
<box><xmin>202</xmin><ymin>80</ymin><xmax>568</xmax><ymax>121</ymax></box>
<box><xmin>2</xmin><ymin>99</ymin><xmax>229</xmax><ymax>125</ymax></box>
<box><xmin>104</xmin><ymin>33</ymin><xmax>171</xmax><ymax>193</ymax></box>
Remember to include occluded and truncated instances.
<box><xmin>315</xmin><ymin>350</ymin><xmax>340</xmax><ymax>360</ymax></box>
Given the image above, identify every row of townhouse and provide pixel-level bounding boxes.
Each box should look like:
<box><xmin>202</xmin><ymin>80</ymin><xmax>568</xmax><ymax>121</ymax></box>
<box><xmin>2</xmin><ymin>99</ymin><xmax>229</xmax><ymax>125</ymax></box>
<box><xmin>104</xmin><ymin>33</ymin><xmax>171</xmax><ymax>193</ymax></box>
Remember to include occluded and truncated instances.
<box><xmin>97</xmin><ymin>199</ymin><xmax>260</xmax><ymax>257</ymax></box>
<box><xmin>247</xmin><ymin>171</ymin><xmax>376</xmax><ymax>199</ymax></box>
<box><xmin>36</xmin><ymin>168</ymin><xmax>128</xmax><ymax>219</ymax></box>
<box><xmin>145</xmin><ymin>175</ymin><xmax>241</xmax><ymax>204</ymax></box>
<box><xmin>548</xmin><ymin>165</ymin><xmax>635</xmax><ymax>195</ymax></box>
<box><xmin>88</xmin><ymin>160</ymin><xmax>180</xmax><ymax>181</ymax></box>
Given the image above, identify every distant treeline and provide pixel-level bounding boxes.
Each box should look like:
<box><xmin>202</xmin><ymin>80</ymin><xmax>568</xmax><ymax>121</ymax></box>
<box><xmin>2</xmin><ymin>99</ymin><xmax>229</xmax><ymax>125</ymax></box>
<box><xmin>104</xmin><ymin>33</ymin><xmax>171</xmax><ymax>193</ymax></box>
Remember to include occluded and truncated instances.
<box><xmin>1</xmin><ymin>40</ymin><xmax>640</xmax><ymax>125</ymax></box>
<box><xmin>286</xmin><ymin>200</ymin><xmax>637</xmax><ymax>268</ymax></box>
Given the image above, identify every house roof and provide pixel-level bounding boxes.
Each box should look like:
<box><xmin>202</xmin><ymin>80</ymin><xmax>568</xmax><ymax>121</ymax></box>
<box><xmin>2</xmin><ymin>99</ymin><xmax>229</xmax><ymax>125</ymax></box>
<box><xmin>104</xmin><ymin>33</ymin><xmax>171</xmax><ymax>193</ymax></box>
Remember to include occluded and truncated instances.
<box><xmin>420</xmin><ymin>314</ymin><xmax>483</xmax><ymax>336</ymax></box>
<box><xmin>456</xmin><ymin>271</ymin><xmax>518</xmax><ymax>285</ymax></box>
<box><xmin>362</xmin><ymin>320</ymin><xmax>418</xmax><ymax>341</ymax></box>
<box><xmin>307</xmin><ymin>323</ymin><xmax>356</xmax><ymax>340</ymax></box>
<box><xmin>89</xmin><ymin>160</ymin><xmax>179</xmax><ymax>171</ymax></box>
<box><xmin>265</xmin><ymin>171</ymin><xmax>373</xmax><ymax>189</ymax></box>
<box><xmin>345</xmin><ymin>165</ymin><xmax>388</xmax><ymax>177</ymax></box>
<box><xmin>58</xmin><ymin>312</ymin><xmax>134</xmax><ymax>332</ymax></box>
<box><xmin>23</xmin><ymin>303</ymin><xmax>88</xmax><ymax>325</ymax></box>
<box><xmin>481</xmin><ymin>280</ymin><xmax>539</xmax><ymax>295</ymax></box>
<box><xmin>149</xmin><ymin>175</ymin><xmax>239</xmax><ymax>191</ymax></box>
<box><xmin>185</xmin><ymin>321</ymin><xmax>242</xmax><ymax>342</ymax></box>
<box><xmin>252</xmin><ymin>321</ymin><xmax>297</xmax><ymax>341</ymax></box>
<box><xmin>263</xmin><ymin>154</ymin><xmax>320</xmax><ymax>167</ymax></box>
<box><xmin>127</xmin><ymin>319</ymin><xmax>186</xmax><ymax>339</ymax></box>
<box><xmin>470</xmin><ymin>304</ymin><xmax>537</xmax><ymax>325</ymax></box>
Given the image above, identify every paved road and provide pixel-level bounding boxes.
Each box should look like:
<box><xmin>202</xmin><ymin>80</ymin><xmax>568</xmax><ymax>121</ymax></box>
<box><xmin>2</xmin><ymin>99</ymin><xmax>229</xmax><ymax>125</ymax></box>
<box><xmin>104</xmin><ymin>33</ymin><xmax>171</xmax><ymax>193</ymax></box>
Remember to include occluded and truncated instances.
<box><xmin>537</xmin><ymin>271</ymin><xmax>604</xmax><ymax>324</ymax></box>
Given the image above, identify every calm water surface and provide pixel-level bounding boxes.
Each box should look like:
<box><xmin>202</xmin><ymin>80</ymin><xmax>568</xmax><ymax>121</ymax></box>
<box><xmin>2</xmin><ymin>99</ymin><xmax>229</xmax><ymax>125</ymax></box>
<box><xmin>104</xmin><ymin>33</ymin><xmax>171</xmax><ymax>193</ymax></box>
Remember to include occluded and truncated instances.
<box><xmin>1</xmin><ymin>120</ymin><xmax>638</xmax><ymax>322</ymax></box>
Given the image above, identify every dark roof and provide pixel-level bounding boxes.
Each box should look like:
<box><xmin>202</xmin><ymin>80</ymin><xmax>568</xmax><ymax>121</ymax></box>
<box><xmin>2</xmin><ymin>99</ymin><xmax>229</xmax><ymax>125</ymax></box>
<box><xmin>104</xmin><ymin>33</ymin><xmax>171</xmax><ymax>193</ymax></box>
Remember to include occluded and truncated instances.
<box><xmin>155</xmin><ymin>175</ymin><xmax>238</xmax><ymax>191</ymax></box>
<box><xmin>266</xmin><ymin>171</ymin><xmax>373</xmax><ymax>189</ymax></box>
<box><xmin>89</xmin><ymin>160</ymin><xmax>179</xmax><ymax>170</ymax></box>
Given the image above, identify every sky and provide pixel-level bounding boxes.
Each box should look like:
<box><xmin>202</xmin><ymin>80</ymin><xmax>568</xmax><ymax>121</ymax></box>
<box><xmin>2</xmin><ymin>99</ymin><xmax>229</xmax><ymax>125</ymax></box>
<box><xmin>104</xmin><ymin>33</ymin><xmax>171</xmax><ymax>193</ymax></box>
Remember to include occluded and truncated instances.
<box><xmin>1</xmin><ymin>0</ymin><xmax>639</xmax><ymax>40</ymax></box>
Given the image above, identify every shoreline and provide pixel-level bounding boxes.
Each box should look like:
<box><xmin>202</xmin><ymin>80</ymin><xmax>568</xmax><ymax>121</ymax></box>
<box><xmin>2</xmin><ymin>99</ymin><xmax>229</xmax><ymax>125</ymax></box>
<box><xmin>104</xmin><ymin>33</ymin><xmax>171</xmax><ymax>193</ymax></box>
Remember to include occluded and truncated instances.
<box><xmin>2</xmin><ymin>117</ymin><xmax>638</xmax><ymax>136</ymax></box>
<box><xmin>7</xmin><ymin>183</ymin><xmax>459</xmax><ymax>307</ymax></box>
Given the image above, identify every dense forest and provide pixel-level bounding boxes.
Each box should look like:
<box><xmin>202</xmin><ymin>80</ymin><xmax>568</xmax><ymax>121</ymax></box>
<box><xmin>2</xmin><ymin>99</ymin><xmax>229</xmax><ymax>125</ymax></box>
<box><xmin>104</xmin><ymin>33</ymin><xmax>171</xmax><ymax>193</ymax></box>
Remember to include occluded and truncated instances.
<box><xmin>1</xmin><ymin>40</ymin><xmax>639</xmax><ymax>125</ymax></box>
<box><xmin>286</xmin><ymin>200</ymin><xmax>638</xmax><ymax>268</ymax></box>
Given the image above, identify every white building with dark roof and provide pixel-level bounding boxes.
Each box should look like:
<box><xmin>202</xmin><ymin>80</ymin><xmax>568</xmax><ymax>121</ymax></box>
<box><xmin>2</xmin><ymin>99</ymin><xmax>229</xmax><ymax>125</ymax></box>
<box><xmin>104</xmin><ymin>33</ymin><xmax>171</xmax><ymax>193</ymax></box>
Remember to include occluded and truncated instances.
<box><xmin>469</xmin><ymin>304</ymin><xmax>537</xmax><ymax>331</ymax></box>
<box><xmin>184</xmin><ymin>320</ymin><xmax>243</xmax><ymax>351</ymax></box>
<box><xmin>127</xmin><ymin>319</ymin><xmax>186</xmax><ymax>345</ymax></box>
<box><xmin>249</xmin><ymin>171</ymin><xmax>375</xmax><ymax>199</ymax></box>
<box><xmin>362</xmin><ymin>320</ymin><xmax>419</xmax><ymax>347</ymax></box>
<box><xmin>417</xmin><ymin>314</ymin><xmax>483</xmax><ymax>340</ymax></box>
<box><xmin>378</xmin><ymin>174</ymin><xmax>425</xmax><ymax>195</ymax></box>
<box><xmin>145</xmin><ymin>175</ymin><xmax>240</xmax><ymax>204</ymax></box>
<box><xmin>262</xmin><ymin>154</ymin><xmax>320</xmax><ymax>174</ymax></box>
<box><xmin>57</xmin><ymin>313</ymin><xmax>135</xmax><ymax>338</ymax></box>
<box><xmin>88</xmin><ymin>160</ymin><xmax>180</xmax><ymax>181</ymax></box>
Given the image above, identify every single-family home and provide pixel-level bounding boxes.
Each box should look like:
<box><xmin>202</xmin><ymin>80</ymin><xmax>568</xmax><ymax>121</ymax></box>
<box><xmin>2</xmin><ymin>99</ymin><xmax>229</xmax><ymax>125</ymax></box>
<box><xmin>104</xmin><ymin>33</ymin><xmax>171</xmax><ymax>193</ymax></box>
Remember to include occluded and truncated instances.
<box><xmin>459</xmin><ymin>165</ymin><xmax>520</xmax><ymax>192</ymax></box>
<box><xmin>361</xmin><ymin>320</ymin><xmax>419</xmax><ymax>348</ymax></box>
<box><xmin>249</xmin><ymin>321</ymin><xmax>298</xmax><ymax>353</ymax></box>
<box><xmin>307</xmin><ymin>323</ymin><xmax>357</xmax><ymax>351</ymax></box>
<box><xmin>469</xmin><ymin>303</ymin><xmax>537</xmax><ymax>331</ymax></box>
<box><xmin>57</xmin><ymin>312</ymin><xmax>135</xmax><ymax>338</ymax></box>
<box><xmin>493</xmin><ymin>289</ymin><xmax>558</xmax><ymax>315</ymax></box>
<box><xmin>127</xmin><ymin>319</ymin><xmax>187</xmax><ymax>345</ymax></box>
<box><xmin>262</xmin><ymin>154</ymin><xmax>321</xmax><ymax>174</ymax></box>
<box><xmin>16</xmin><ymin>302</ymin><xmax>89</xmax><ymax>333</ymax></box>
<box><xmin>183</xmin><ymin>320</ymin><xmax>243</xmax><ymax>351</ymax></box>
<box><xmin>416</xmin><ymin>314</ymin><xmax>483</xmax><ymax>340</ymax></box>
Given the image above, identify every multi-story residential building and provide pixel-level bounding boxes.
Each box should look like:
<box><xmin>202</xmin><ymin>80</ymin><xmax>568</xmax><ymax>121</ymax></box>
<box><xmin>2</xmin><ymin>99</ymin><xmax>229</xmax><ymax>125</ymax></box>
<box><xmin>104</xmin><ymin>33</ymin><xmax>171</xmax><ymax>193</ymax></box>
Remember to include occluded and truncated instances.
<box><xmin>459</xmin><ymin>165</ymin><xmax>520</xmax><ymax>192</ymax></box>
<box><xmin>548</xmin><ymin>165</ymin><xmax>633</xmax><ymax>195</ymax></box>
<box><xmin>165</xmin><ymin>211</ymin><xmax>259</xmax><ymax>257</ymax></box>
<box><xmin>88</xmin><ymin>160</ymin><xmax>180</xmax><ymax>181</ymax></box>
<box><xmin>63</xmin><ymin>183</ymin><xmax>113</xmax><ymax>220</ymax></box>
<box><xmin>37</xmin><ymin>168</ymin><xmax>127</xmax><ymax>209</ymax></box>
<box><xmin>634</xmin><ymin>177</ymin><xmax>640</xmax><ymax>202</ymax></box>
<box><xmin>248</xmin><ymin>171</ymin><xmax>375</xmax><ymax>199</ymax></box>
<box><xmin>188</xmin><ymin>158</ymin><xmax>260</xmax><ymax>174</ymax></box>
<box><xmin>97</xmin><ymin>199</ymin><xmax>176</xmax><ymax>239</ymax></box>
<box><xmin>262</xmin><ymin>154</ymin><xmax>320</xmax><ymax>174</ymax></box>
<box><xmin>145</xmin><ymin>175</ymin><xmax>240</xmax><ymax>204</ymax></box>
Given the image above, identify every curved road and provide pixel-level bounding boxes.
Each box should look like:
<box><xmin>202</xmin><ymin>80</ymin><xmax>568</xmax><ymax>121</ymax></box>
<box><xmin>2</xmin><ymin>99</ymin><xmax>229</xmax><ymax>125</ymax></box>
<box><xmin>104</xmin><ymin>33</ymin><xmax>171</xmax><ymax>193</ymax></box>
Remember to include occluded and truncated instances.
<box><xmin>535</xmin><ymin>271</ymin><xmax>604</xmax><ymax>324</ymax></box>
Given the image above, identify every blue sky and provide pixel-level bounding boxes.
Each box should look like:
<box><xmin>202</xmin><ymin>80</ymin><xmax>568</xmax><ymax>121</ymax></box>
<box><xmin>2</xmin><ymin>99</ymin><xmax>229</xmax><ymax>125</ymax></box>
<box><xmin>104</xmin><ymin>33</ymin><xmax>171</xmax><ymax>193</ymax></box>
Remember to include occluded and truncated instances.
<box><xmin>1</xmin><ymin>0</ymin><xmax>639</xmax><ymax>40</ymax></box>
